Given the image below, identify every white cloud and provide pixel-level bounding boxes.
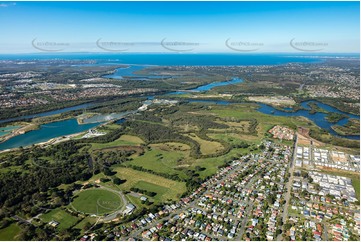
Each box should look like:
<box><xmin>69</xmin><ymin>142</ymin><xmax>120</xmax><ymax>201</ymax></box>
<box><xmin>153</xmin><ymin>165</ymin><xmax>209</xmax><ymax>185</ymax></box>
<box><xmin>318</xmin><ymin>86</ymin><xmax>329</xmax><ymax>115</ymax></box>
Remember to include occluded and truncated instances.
<box><xmin>0</xmin><ymin>2</ymin><xmax>16</xmax><ymax>8</ymax></box>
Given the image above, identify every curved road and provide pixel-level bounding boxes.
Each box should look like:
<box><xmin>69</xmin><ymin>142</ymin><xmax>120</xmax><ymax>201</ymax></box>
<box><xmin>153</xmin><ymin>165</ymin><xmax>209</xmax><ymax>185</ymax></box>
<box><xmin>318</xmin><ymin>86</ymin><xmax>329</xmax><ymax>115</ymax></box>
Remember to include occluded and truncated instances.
<box><xmin>97</xmin><ymin>185</ymin><xmax>129</xmax><ymax>221</ymax></box>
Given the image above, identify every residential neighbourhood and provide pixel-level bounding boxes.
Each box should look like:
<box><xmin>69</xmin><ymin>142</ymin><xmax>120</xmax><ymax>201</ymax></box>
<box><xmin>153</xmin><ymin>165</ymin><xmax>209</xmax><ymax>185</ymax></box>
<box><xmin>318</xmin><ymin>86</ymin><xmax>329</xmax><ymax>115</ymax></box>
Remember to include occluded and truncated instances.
<box><xmin>287</xmin><ymin>169</ymin><xmax>360</xmax><ymax>241</ymax></box>
<box><xmin>72</xmin><ymin>138</ymin><xmax>360</xmax><ymax>241</ymax></box>
<box><xmin>0</xmin><ymin>2</ymin><xmax>360</xmax><ymax>241</ymax></box>
<box><xmin>268</xmin><ymin>125</ymin><xmax>295</xmax><ymax>141</ymax></box>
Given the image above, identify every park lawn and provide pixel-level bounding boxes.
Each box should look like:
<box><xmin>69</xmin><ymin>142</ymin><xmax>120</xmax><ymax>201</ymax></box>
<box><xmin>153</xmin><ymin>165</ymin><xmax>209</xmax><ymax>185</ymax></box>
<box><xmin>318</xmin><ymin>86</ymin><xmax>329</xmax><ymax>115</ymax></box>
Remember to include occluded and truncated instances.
<box><xmin>211</xmin><ymin>120</ymin><xmax>251</xmax><ymax>133</ymax></box>
<box><xmin>133</xmin><ymin>181</ymin><xmax>169</xmax><ymax>202</ymax></box>
<box><xmin>124</xmin><ymin>135</ymin><xmax>258</xmax><ymax>180</ymax></box>
<box><xmin>208</xmin><ymin>133</ymin><xmax>253</xmax><ymax>146</ymax></box>
<box><xmin>40</xmin><ymin>208</ymin><xmax>80</xmax><ymax>230</ymax></box>
<box><xmin>206</xmin><ymin>104</ymin><xmax>342</xmax><ymax>143</ymax></box>
<box><xmin>185</xmin><ymin>133</ymin><xmax>224</xmax><ymax>155</ymax></box>
<box><xmin>287</xmin><ymin>206</ymin><xmax>303</xmax><ymax>218</ymax></box>
<box><xmin>124</xmin><ymin>142</ymin><xmax>190</xmax><ymax>177</ymax></box>
<box><xmin>208</xmin><ymin>104</ymin><xmax>301</xmax><ymax>128</ymax></box>
<box><xmin>90</xmin><ymin>135</ymin><xmax>144</xmax><ymax>150</ymax></box>
<box><xmin>73</xmin><ymin>217</ymin><xmax>98</xmax><ymax>231</ymax></box>
<box><xmin>86</xmin><ymin>173</ymin><xmax>128</xmax><ymax>192</ymax></box>
<box><xmin>70</xmin><ymin>189</ymin><xmax>123</xmax><ymax>215</ymax></box>
<box><xmin>193</xmin><ymin>147</ymin><xmax>253</xmax><ymax>178</ymax></box>
<box><xmin>113</xmin><ymin>167</ymin><xmax>186</xmax><ymax>202</ymax></box>
<box><xmin>0</xmin><ymin>223</ymin><xmax>21</xmax><ymax>241</ymax></box>
<box><xmin>72</xmin><ymin>132</ymin><xmax>87</xmax><ymax>139</ymax></box>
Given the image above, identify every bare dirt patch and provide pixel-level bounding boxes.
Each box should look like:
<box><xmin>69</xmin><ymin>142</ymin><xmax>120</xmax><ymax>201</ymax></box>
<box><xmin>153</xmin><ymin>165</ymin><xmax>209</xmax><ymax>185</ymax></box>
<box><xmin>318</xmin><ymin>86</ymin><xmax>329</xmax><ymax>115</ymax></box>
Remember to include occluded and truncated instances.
<box><xmin>248</xmin><ymin>95</ymin><xmax>295</xmax><ymax>106</ymax></box>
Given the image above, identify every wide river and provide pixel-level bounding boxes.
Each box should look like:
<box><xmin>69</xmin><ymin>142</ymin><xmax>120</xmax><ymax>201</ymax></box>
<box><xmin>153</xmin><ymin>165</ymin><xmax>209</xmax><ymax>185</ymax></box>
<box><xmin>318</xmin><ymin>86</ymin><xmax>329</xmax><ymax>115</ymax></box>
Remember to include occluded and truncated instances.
<box><xmin>0</xmin><ymin>119</ymin><xmax>101</xmax><ymax>150</ymax></box>
<box><xmin>0</xmin><ymin>56</ymin><xmax>359</xmax><ymax>150</ymax></box>
<box><xmin>258</xmin><ymin>101</ymin><xmax>359</xmax><ymax>140</ymax></box>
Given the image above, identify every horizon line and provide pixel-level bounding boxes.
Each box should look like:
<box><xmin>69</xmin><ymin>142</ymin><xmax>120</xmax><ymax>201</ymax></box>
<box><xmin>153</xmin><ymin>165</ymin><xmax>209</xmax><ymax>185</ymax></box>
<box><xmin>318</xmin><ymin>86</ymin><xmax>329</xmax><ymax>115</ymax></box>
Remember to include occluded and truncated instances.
<box><xmin>0</xmin><ymin>52</ymin><xmax>360</xmax><ymax>55</ymax></box>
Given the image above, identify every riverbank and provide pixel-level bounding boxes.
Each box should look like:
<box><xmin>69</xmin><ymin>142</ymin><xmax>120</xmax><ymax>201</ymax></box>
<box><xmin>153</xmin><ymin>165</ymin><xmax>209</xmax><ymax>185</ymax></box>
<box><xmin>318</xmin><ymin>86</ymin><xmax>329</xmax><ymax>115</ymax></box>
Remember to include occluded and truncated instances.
<box><xmin>0</xmin><ymin>123</ymin><xmax>39</xmax><ymax>144</ymax></box>
<box><xmin>76</xmin><ymin>113</ymin><xmax>98</xmax><ymax>124</ymax></box>
<box><xmin>0</xmin><ymin>131</ymin><xmax>86</xmax><ymax>154</ymax></box>
<box><xmin>0</xmin><ymin>111</ymin><xmax>89</xmax><ymax>145</ymax></box>
<box><xmin>0</xmin><ymin>66</ymin><xmax>359</xmax><ymax>152</ymax></box>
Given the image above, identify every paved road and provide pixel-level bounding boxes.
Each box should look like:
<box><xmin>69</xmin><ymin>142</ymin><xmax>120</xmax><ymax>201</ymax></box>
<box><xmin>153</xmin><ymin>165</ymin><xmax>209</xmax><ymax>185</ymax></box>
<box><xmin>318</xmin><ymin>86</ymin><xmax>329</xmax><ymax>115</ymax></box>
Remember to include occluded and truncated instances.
<box><xmin>98</xmin><ymin>185</ymin><xmax>128</xmax><ymax>222</ymax></box>
<box><xmin>281</xmin><ymin>134</ymin><xmax>298</xmax><ymax>224</ymax></box>
<box><xmin>276</xmin><ymin>134</ymin><xmax>298</xmax><ymax>241</ymax></box>
<box><xmin>12</xmin><ymin>215</ymin><xmax>30</xmax><ymax>224</ymax></box>
<box><xmin>126</xmin><ymin>162</ymin><xmax>250</xmax><ymax>240</ymax></box>
<box><xmin>126</xmin><ymin>161</ymin><xmax>268</xmax><ymax>241</ymax></box>
<box><xmin>236</xmin><ymin>201</ymin><xmax>253</xmax><ymax>241</ymax></box>
<box><xmin>27</xmin><ymin>212</ymin><xmax>45</xmax><ymax>223</ymax></box>
<box><xmin>299</xmin><ymin>83</ymin><xmax>305</xmax><ymax>91</ymax></box>
<box><xmin>235</xmin><ymin>172</ymin><xmax>264</xmax><ymax>241</ymax></box>
<box><xmin>323</xmin><ymin>224</ymin><xmax>329</xmax><ymax>241</ymax></box>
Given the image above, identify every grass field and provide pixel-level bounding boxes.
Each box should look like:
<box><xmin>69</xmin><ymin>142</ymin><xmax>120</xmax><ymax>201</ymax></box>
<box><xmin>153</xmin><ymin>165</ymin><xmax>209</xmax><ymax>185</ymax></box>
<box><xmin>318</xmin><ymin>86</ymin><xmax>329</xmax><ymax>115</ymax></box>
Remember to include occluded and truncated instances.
<box><xmin>208</xmin><ymin>133</ymin><xmax>253</xmax><ymax>146</ymax></box>
<box><xmin>185</xmin><ymin>133</ymin><xmax>224</xmax><ymax>155</ymax></box>
<box><xmin>133</xmin><ymin>181</ymin><xmax>170</xmax><ymax>202</ymax></box>
<box><xmin>73</xmin><ymin>217</ymin><xmax>98</xmax><ymax>231</ymax></box>
<box><xmin>90</xmin><ymin>135</ymin><xmax>144</xmax><ymax>150</ymax></box>
<box><xmin>113</xmin><ymin>167</ymin><xmax>186</xmax><ymax>202</ymax></box>
<box><xmin>40</xmin><ymin>208</ymin><xmax>80</xmax><ymax>230</ymax></box>
<box><xmin>209</xmin><ymin>105</ymin><xmax>297</xmax><ymax>136</ymax></box>
<box><xmin>70</xmin><ymin>189</ymin><xmax>123</xmax><ymax>215</ymax></box>
<box><xmin>124</xmin><ymin>142</ymin><xmax>190</xmax><ymax>177</ymax></box>
<box><xmin>193</xmin><ymin>146</ymin><xmax>261</xmax><ymax>178</ymax></box>
<box><xmin>211</xmin><ymin>120</ymin><xmax>251</xmax><ymax>133</ymax></box>
<box><xmin>0</xmin><ymin>223</ymin><xmax>21</xmax><ymax>241</ymax></box>
<box><xmin>97</xmin><ymin>123</ymin><xmax>121</xmax><ymax>131</ymax></box>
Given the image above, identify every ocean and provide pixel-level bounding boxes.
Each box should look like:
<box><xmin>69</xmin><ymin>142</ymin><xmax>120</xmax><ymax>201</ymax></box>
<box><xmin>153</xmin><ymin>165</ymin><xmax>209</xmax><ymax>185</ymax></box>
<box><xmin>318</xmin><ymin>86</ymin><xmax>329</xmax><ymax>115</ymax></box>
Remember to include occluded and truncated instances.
<box><xmin>1</xmin><ymin>53</ymin><xmax>358</xmax><ymax>66</ymax></box>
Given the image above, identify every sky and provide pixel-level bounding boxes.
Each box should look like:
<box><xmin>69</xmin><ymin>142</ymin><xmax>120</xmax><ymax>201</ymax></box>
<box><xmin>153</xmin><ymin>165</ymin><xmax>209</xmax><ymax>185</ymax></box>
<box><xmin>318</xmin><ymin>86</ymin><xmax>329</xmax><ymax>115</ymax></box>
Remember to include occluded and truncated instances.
<box><xmin>0</xmin><ymin>1</ymin><xmax>359</xmax><ymax>53</ymax></box>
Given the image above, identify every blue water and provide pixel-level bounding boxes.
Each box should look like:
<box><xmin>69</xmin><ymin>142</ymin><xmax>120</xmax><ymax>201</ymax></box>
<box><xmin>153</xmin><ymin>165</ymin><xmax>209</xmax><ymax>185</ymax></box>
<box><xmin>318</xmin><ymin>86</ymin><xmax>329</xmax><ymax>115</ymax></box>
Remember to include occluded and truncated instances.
<box><xmin>192</xmin><ymin>77</ymin><xmax>243</xmax><ymax>92</ymax></box>
<box><xmin>0</xmin><ymin>103</ymin><xmax>93</xmax><ymax>125</ymax></box>
<box><xmin>0</xmin><ymin>53</ymin><xmax>359</xmax><ymax>150</ymax></box>
<box><xmin>0</xmin><ymin>126</ymin><xmax>21</xmax><ymax>137</ymax></box>
<box><xmin>0</xmin><ymin>119</ymin><xmax>101</xmax><ymax>150</ymax></box>
<box><xmin>116</xmin><ymin>118</ymin><xmax>126</xmax><ymax>124</ymax></box>
<box><xmin>0</xmin><ymin>53</ymin><xmax>330</xmax><ymax>66</ymax></box>
<box><xmin>168</xmin><ymin>77</ymin><xmax>244</xmax><ymax>95</ymax></box>
<box><xmin>301</xmin><ymin>101</ymin><xmax>359</xmax><ymax>120</ymax></box>
<box><xmin>104</xmin><ymin>65</ymin><xmax>171</xmax><ymax>80</ymax></box>
<box><xmin>257</xmin><ymin>101</ymin><xmax>360</xmax><ymax>140</ymax></box>
<box><xmin>1</xmin><ymin>84</ymin><xmax>359</xmax><ymax>150</ymax></box>
<box><xmin>187</xmin><ymin>99</ymin><xmax>231</xmax><ymax>105</ymax></box>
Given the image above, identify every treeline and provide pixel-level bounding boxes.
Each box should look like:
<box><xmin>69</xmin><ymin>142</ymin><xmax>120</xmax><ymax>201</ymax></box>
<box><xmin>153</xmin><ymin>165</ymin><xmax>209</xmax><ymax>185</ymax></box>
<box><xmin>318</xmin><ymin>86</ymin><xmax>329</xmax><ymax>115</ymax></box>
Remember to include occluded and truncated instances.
<box><xmin>124</xmin><ymin>120</ymin><xmax>232</xmax><ymax>159</ymax></box>
<box><xmin>219</xmin><ymin>117</ymin><xmax>259</xmax><ymax>135</ymax></box>
<box><xmin>130</xmin><ymin>187</ymin><xmax>157</xmax><ymax>197</ymax></box>
<box><xmin>294</xmin><ymin>97</ymin><xmax>360</xmax><ymax>115</ymax></box>
<box><xmin>0</xmin><ymin>139</ymin><xmax>133</xmax><ymax>220</ymax></box>
<box><xmin>309</xmin><ymin>127</ymin><xmax>359</xmax><ymax>148</ymax></box>
<box><xmin>127</xmin><ymin>164</ymin><xmax>182</xmax><ymax>181</ymax></box>
<box><xmin>92</xmin><ymin>149</ymin><xmax>136</xmax><ymax>170</ymax></box>
<box><xmin>127</xmin><ymin>164</ymin><xmax>206</xmax><ymax>194</ymax></box>
<box><xmin>0</xmin><ymin>99</ymin><xmax>89</xmax><ymax>121</ymax></box>
<box><xmin>88</xmin><ymin>97</ymin><xmax>146</xmax><ymax>114</ymax></box>
<box><xmin>169</xmin><ymin>112</ymin><xmax>228</xmax><ymax>130</ymax></box>
<box><xmin>123</xmin><ymin>120</ymin><xmax>200</xmax><ymax>156</ymax></box>
<box><xmin>0</xmin><ymin>160</ymin><xmax>91</xmax><ymax>218</ymax></box>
